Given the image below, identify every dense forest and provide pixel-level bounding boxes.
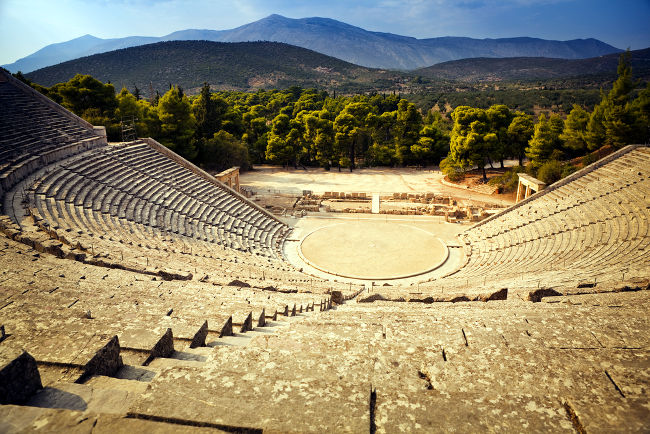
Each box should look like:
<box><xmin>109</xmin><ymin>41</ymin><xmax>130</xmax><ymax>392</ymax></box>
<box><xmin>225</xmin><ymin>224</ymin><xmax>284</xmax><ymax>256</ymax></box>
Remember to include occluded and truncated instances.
<box><xmin>14</xmin><ymin>51</ymin><xmax>649</xmax><ymax>191</ymax></box>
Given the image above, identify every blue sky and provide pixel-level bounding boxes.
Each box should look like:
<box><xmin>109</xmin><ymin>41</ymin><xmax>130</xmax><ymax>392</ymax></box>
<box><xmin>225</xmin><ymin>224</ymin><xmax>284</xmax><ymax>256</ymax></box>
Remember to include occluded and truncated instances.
<box><xmin>1</xmin><ymin>0</ymin><xmax>649</xmax><ymax>64</ymax></box>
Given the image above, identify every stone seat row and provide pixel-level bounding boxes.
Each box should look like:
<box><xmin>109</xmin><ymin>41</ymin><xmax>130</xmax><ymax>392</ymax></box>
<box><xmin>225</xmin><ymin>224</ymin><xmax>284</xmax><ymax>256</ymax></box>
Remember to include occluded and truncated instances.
<box><xmin>471</xmin><ymin>147</ymin><xmax>648</xmax><ymax>240</ymax></box>
<box><xmin>469</xmin><ymin>185</ymin><xmax>648</xmax><ymax>257</ymax></box>
<box><xmin>32</xmin><ymin>190</ymin><xmax>286</xmax><ymax>260</ymax></box>
<box><xmin>0</xmin><ymin>79</ymin><xmax>105</xmax><ymax>203</ymax></box>
<box><xmin>426</xmin><ymin>147</ymin><xmax>650</xmax><ymax>296</ymax></box>
<box><xmin>28</xmin><ymin>143</ymin><xmax>287</xmax><ymax>258</ymax></box>
<box><xmin>19</xmin><ymin>206</ymin><xmax>342</xmax><ymax>296</ymax></box>
<box><xmin>0</xmin><ymin>82</ymin><xmax>95</xmax><ymax>154</ymax></box>
<box><xmin>0</xmin><ymin>240</ymin><xmax>333</xmax><ymax>402</ymax></box>
<box><xmin>456</xmin><ymin>215</ymin><xmax>647</xmax><ymax>283</ymax></box>
<box><xmin>0</xmin><ymin>229</ymin><xmax>332</xmax><ymax>320</ymax></box>
<box><xmin>118</xmin><ymin>293</ymin><xmax>650</xmax><ymax>432</ymax></box>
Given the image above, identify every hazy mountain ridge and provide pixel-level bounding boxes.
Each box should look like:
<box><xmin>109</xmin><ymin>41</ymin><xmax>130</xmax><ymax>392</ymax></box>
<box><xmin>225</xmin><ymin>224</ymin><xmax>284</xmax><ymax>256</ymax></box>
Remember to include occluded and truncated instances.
<box><xmin>24</xmin><ymin>40</ymin><xmax>409</xmax><ymax>94</ymax></box>
<box><xmin>4</xmin><ymin>14</ymin><xmax>621</xmax><ymax>72</ymax></box>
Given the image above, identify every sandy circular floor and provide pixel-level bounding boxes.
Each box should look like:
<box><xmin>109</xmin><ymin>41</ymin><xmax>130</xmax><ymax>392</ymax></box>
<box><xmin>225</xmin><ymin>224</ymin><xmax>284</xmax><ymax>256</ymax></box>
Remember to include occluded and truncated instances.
<box><xmin>299</xmin><ymin>221</ymin><xmax>448</xmax><ymax>280</ymax></box>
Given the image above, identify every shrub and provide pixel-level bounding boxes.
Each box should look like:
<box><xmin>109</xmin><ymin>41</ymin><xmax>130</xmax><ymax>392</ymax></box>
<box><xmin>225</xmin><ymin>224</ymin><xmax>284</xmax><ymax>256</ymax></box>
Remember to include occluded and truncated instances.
<box><xmin>561</xmin><ymin>164</ymin><xmax>578</xmax><ymax>178</ymax></box>
<box><xmin>537</xmin><ymin>160</ymin><xmax>564</xmax><ymax>185</ymax></box>
<box><xmin>581</xmin><ymin>152</ymin><xmax>598</xmax><ymax>166</ymax></box>
<box><xmin>440</xmin><ymin>157</ymin><xmax>465</xmax><ymax>182</ymax></box>
<box><xmin>488</xmin><ymin>165</ymin><xmax>525</xmax><ymax>192</ymax></box>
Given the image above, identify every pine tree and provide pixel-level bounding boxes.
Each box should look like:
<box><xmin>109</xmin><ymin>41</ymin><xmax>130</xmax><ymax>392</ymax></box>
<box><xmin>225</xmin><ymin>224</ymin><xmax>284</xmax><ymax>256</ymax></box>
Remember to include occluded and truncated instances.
<box><xmin>486</xmin><ymin>105</ymin><xmax>513</xmax><ymax>168</ymax></box>
<box><xmin>526</xmin><ymin>113</ymin><xmax>564</xmax><ymax>166</ymax></box>
<box><xmin>447</xmin><ymin>106</ymin><xmax>490</xmax><ymax>180</ymax></box>
<box><xmin>157</xmin><ymin>86</ymin><xmax>197</xmax><ymax>160</ymax></box>
<box><xmin>116</xmin><ymin>88</ymin><xmax>139</xmax><ymax>120</ymax></box>
<box><xmin>507</xmin><ymin>112</ymin><xmax>534</xmax><ymax>166</ymax></box>
<box><xmin>586</xmin><ymin>50</ymin><xmax>639</xmax><ymax>149</ymax></box>
<box><xmin>394</xmin><ymin>99</ymin><xmax>422</xmax><ymax>165</ymax></box>
<box><xmin>265</xmin><ymin>114</ymin><xmax>294</xmax><ymax>167</ymax></box>
<box><xmin>560</xmin><ymin>104</ymin><xmax>589</xmax><ymax>154</ymax></box>
<box><xmin>630</xmin><ymin>83</ymin><xmax>650</xmax><ymax>144</ymax></box>
<box><xmin>193</xmin><ymin>83</ymin><xmax>219</xmax><ymax>139</ymax></box>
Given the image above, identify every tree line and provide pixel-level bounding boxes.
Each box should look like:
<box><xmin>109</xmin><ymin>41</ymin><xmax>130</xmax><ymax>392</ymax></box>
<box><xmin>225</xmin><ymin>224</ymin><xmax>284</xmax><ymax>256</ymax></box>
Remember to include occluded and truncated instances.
<box><xmin>13</xmin><ymin>51</ymin><xmax>648</xmax><ymax>185</ymax></box>
<box><xmin>442</xmin><ymin>52</ymin><xmax>649</xmax><ymax>187</ymax></box>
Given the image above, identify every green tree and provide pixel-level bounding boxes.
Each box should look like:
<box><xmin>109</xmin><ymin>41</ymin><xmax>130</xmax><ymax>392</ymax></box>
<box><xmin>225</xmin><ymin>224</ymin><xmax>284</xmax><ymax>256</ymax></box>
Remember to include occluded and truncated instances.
<box><xmin>241</xmin><ymin>106</ymin><xmax>269</xmax><ymax>164</ymax></box>
<box><xmin>192</xmin><ymin>83</ymin><xmax>219</xmax><ymax>139</ymax></box>
<box><xmin>292</xmin><ymin>90</ymin><xmax>325</xmax><ymax>116</ymax></box>
<box><xmin>334</xmin><ymin>102</ymin><xmax>372</xmax><ymax>171</ymax></box>
<box><xmin>304</xmin><ymin>110</ymin><xmax>335</xmax><ymax>169</ymax></box>
<box><xmin>137</xmin><ymin>99</ymin><xmax>160</xmax><ymax>138</ymax></box>
<box><xmin>334</xmin><ymin>112</ymin><xmax>357</xmax><ymax>171</ymax></box>
<box><xmin>486</xmin><ymin>104</ymin><xmax>513</xmax><ymax>168</ymax></box>
<box><xmin>52</xmin><ymin>74</ymin><xmax>117</xmax><ymax>118</ymax></box>
<box><xmin>586</xmin><ymin>50</ymin><xmax>639</xmax><ymax>149</ymax></box>
<box><xmin>367</xmin><ymin>111</ymin><xmax>397</xmax><ymax>166</ymax></box>
<box><xmin>197</xmin><ymin>130</ymin><xmax>250</xmax><ymax>171</ymax></box>
<box><xmin>115</xmin><ymin>87</ymin><xmax>140</xmax><ymax>120</ymax></box>
<box><xmin>411</xmin><ymin>116</ymin><xmax>449</xmax><ymax>165</ymax></box>
<box><xmin>536</xmin><ymin>160</ymin><xmax>564</xmax><ymax>185</ymax></box>
<box><xmin>286</xmin><ymin>116</ymin><xmax>307</xmax><ymax>167</ymax></box>
<box><xmin>157</xmin><ymin>86</ymin><xmax>197</xmax><ymax>160</ymax></box>
<box><xmin>393</xmin><ymin>99</ymin><xmax>423</xmax><ymax>165</ymax></box>
<box><xmin>585</xmin><ymin>102</ymin><xmax>606</xmax><ymax>150</ymax></box>
<box><xmin>314</xmin><ymin>110</ymin><xmax>336</xmax><ymax>169</ymax></box>
<box><xmin>49</xmin><ymin>74</ymin><xmax>119</xmax><ymax>139</ymax></box>
<box><xmin>446</xmin><ymin>106</ymin><xmax>490</xmax><ymax>181</ymax></box>
<box><xmin>559</xmin><ymin>104</ymin><xmax>590</xmax><ymax>154</ymax></box>
<box><xmin>526</xmin><ymin>113</ymin><xmax>564</xmax><ymax>167</ymax></box>
<box><xmin>630</xmin><ymin>83</ymin><xmax>650</xmax><ymax>144</ymax></box>
<box><xmin>265</xmin><ymin>114</ymin><xmax>294</xmax><ymax>167</ymax></box>
<box><xmin>507</xmin><ymin>112</ymin><xmax>534</xmax><ymax>166</ymax></box>
<box><xmin>132</xmin><ymin>85</ymin><xmax>141</xmax><ymax>101</ymax></box>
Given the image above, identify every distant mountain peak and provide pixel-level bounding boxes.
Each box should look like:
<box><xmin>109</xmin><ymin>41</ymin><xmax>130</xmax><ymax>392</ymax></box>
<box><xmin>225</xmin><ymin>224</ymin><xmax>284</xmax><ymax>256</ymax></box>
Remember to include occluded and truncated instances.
<box><xmin>70</xmin><ymin>34</ymin><xmax>101</xmax><ymax>41</ymax></box>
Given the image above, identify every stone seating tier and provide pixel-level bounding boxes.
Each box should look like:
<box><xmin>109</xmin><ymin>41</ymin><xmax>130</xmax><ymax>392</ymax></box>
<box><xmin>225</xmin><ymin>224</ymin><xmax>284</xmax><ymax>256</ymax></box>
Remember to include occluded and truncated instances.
<box><xmin>25</xmin><ymin>141</ymin><xmax>290</xmax><ymax>262</ymax></box>
<box><xmin>0</xmin><ymin>76</ymin><xmax>105</xmax><ymax>200</ymax></box>
<box><xmin>407</xmin><ymin>146</ymin><xmax>650</xmax><ymax>298</ymax></box>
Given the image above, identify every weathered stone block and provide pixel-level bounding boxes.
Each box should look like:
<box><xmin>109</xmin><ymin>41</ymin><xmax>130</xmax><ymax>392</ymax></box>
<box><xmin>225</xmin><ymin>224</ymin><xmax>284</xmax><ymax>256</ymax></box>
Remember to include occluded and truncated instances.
<box><xmin>331</xmin><ymin>290</ymin><xmax>344</xmax><ymax>304</ymax></box>
<box><xmin>528</xmin><ymin>288</ymin><xmax>562</xmax><ymax>302</ymax></box>
<box><xmin>83</xmin><ymin>335</ymin><xmax>123</xmax><ymax>378</ymax></box>
<box><xmin>0</xmin><ymin>349</ymin><xmax>42</xmax><ymax>405</ymax></box>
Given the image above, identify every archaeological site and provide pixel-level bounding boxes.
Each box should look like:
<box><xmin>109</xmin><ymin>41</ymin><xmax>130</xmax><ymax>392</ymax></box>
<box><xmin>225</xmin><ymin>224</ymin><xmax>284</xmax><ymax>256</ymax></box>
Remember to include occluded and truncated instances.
<box><xmin>0</xmin><ymin>67</ymin><xmax>648</xmax><ymax>433</ymax></box>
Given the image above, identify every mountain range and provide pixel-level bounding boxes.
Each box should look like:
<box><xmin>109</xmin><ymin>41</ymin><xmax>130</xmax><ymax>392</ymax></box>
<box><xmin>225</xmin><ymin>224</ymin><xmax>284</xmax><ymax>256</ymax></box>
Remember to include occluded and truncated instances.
<box><xmin>24</xmin><ymin>40</ymin><xmax>649</xmax><ymax>97</ymax></box>
<box><xmin>4</xmin><ymin>14</ymin><xmax>622</xmax><ymax>73</ymax></box>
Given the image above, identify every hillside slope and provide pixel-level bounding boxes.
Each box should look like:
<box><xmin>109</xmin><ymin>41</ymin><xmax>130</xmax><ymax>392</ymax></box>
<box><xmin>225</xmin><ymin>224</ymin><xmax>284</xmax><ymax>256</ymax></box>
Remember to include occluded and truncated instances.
<box><xmin>25</xmin><ymin>40</ymin><xmax>408</xmax><ymax>93</ymax></box>
<box><xmin>416</xmin><ymin>48</ymin><xmax>650</xmax><ymax>82</ymax></box>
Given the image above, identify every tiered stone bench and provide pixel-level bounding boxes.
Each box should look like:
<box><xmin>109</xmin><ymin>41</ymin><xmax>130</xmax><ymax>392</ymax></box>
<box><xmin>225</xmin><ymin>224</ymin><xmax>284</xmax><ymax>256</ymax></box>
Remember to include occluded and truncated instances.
<box><xmin>0</xmin><ymin>72</ymin><xmax>106</xmax><ymax>203</ymax></box>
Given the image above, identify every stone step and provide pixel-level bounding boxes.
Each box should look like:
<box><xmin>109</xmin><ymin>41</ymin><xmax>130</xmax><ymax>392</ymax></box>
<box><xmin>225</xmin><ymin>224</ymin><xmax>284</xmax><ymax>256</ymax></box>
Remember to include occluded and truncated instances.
<box><xmin>0</xmin><ymin>404</ymin><xmax>227</xmax><ymax>433</ymax></box>
<box><xmin>25</xmin><ymin>381</ymin><xmax>137</xmax><ymax>415</ymax></box>
<box><xmin>83</xmin><ymin>374</ymin><xmax>150</xmax><ymax>394</ymax></box>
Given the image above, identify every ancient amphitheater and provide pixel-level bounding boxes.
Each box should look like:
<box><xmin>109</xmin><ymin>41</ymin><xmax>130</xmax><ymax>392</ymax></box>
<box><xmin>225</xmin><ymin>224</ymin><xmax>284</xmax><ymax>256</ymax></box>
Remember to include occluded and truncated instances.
<box><xmin>0</xmin><ymin>69</ymin><xmax>648</xmax><ymax>433</ymax></box>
